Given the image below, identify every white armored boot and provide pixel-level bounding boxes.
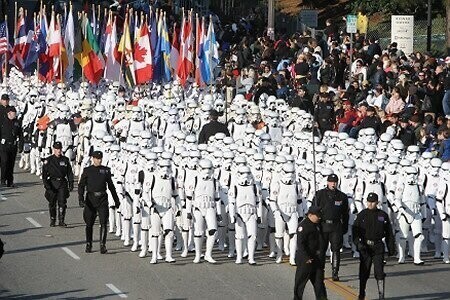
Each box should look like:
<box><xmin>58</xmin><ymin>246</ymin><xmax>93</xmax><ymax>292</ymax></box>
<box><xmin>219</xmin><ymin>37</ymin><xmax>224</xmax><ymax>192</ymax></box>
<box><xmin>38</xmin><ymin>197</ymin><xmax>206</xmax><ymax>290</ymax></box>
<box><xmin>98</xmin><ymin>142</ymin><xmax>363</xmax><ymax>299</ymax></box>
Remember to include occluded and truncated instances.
<box><xmin>165</xmin><ymin>231</ymin><xmax>176</xmax><ymax>263</ymax></box>
<box><xmin>413</xmin><ymin>234</ymin><xmax>425</xmax><ymax>265</ymax></box>
<box><xmin>131</xmin><ymin>223</ymin><xmax>140</xmax><ymax>252</ymax></box>
<box><xmin>193</xmin><ymin>236</ymin><xmax>203</xmax><ymax>263</ymax></box>
<box><xmin>205</xmin><ymin>234</ymin><xmax>217</xmax><ymax>264</ymax></box>
<box><xmin>217</xmin><ymin>226</ymin><xmax>226</xmax><ymax>251</ymax></box>
<box><xmin>289</xmin><ymin>234</ymin><xmax>297</xmax><ymax>266</ymax></box>
<box><xmin>181</xmin><ymin>231</ymin><xmax>189</xmax><ymax>257</ymax></box>
<box><xmin>227</xmin><ymin>228</ymin><xmax>236</xmax><ymax>258</ymax></box>
<box><xmin>248</xmin><ymin>236</ymin><xmax>256</xmax><ymax>265</ymax></box>
<box><xmin>235</xmin><ymin>238</ymin><xmax>243</xmax><ymax>264</ymax></box>
<box><xmin>150</xmin><ymin>237</ymin><xmax>159</xmax><ymax>264</ymax></box>
<box><xmin>275</xmin><ymin>237</ymin><xmax>283</xmax><ymax>263</ymax></box>
<box><xmin>268</xmin><ymin>232</ymin><xmax>276</xmax><ymax>258</ymax></box>
<box><xmin>157</xmin><ymin>235</ymin><xmax>163</xmax><ymax>259</ymax></box>
<box><xmin>283</xmin><ymin>232</ymin><xmax>290</xmax><ymax>256</ymax></box>
<box><xmin>108</xmin><ymin>208</ymin><xmax>116</xmax><ymax>233</ymax></box>
<box><xmin>123</xmin><ymin>220</ymin><xmax>131</xmax><ymax>246</ymax></box>
<box><xmin>139</xmin><ymin>230</ymin><xmax>149</xmax><ymax>258</ymax></box>
<box><xmin>115</xmin><ymin>212</ymin><xmax>122</xmax><ymax>237</ymax></box>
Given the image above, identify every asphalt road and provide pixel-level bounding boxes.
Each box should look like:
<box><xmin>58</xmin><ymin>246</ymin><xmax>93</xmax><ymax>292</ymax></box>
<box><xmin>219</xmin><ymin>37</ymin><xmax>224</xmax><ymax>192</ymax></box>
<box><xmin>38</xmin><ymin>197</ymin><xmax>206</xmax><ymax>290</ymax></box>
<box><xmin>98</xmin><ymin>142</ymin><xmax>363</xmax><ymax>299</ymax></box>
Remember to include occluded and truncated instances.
<box><xmin>1</xmin><ymin>167</ymin><xmax>450</xmax><ymax>300</ymax></box>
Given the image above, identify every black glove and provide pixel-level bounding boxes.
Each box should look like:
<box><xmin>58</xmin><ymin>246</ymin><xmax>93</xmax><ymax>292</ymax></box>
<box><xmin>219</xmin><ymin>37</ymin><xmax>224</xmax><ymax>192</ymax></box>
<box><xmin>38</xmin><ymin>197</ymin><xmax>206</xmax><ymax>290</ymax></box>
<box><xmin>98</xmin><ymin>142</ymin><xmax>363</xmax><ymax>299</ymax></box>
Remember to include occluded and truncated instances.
<box><xmin>79</xmin><ymin>198</ymin><xmax>85</xmax><ymax>208</ymax></box>
<box><xmin>68</xmin><ymin>181</ymin><xmax>74</xmax><ymax>192</ymax></box>
<box><xmin>257</xmin><ymin>217</ymin><xmax>261</xmax><ymax>224</ymax></box>
<box><xmin>136</xmin><ymin>206</ymin><xmax>140</xmax><ymax>214</ymax></box>
<box><xmin>357</xmin><ymin>242</ymin><xmax>367</xmax><ymax>252</ymax></box>
<box><xmin>176</xmin><ymin>211</ymin><xmax>181</xmax><ymax>217</ymax></box>
<box><xmin>115</xmin><ymin>201</ymin><xmax>120</xmax><ymax>209</ymax></box>
<box><xmin>217</xmin><ymin>214</ymin><xmax>223</xmax><ymax>222</ymax></box>
<box><xmin>187</xmin><ymin>213</ymin><xmax>192</xmax><ymax>220</ymax></box>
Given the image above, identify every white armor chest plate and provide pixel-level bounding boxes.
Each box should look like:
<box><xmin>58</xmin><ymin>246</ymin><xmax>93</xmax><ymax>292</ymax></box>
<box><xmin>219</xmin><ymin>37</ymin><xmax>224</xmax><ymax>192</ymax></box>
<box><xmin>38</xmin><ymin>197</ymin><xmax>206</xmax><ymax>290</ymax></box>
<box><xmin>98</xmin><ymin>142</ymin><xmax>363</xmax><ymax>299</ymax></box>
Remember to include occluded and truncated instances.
<box><xmin>424</xmin><ymin>175</ymin><xmax>440</xmax><ymax>196</ymax></box>
<box><xmin>340</xmin><ymin>177</ymin><xmax>358</xmax><ymax>198</ymax></box>
<box><xmin>277</xmin><ymin>182</ymin><xmax>298</xmax><ymax>214</ymax></box>
<box><xmin>436</xmin><ymin>182</ymin><xmax>450</xmax><ymax>214</ymax></box>
<box><xmin>220</xmin><ymin>170</ymin><xmax>232</xmax><ymax>190</ymax></box>
<box><xmin>185</xmin><ymin>169</ymin><xmax>197</xmax><ymax>197</ymax></box>
<box><xmin>193</xmin><ymin>179</ymin><xmax>215</xmax><ymax>209</ymax></box>
<box><xmin>235</xmin><ymin>184</ymin><xmax>257</xmax><ymax>214</ymax></box>
<box><xmin>384</xmin><ymin>173</ymin><xmax>398</xmax><ymax>193</ymax></box>
<box><xmin>130</xmin><ymin>120</ymin><xmax>145</xmax><ymax>133</ymax></box>
<box><xmin>401</xmin><ymin>184</ymin><xmax>421</xmax><ymax>210</ymax></box>
<box><xmin>125</xmin><ymin>163</ymin><xmax>139</xmax><ymax>186</ymax></box>
<box><xmin>152</xmin><ymin>177</ymin><xmax>173</xmax><ymax>209</ymax></box>
<box><xmin>232</xmin><ymin>123</ymin><xmax>247</xmax><ymax>142</ymax></box>
<box><xmin>55</xmin><ymin>122</ymin><xmax>73</xmax><ymax>147</ymax></box>
<box><xmin>261</xmin><ymin>171</ymin><xmax>272</xmax><ymax>189</ymax></box>
<box><xmin>363</xmin><ymin>182</ymin><xmax>384</xmax><ymax>201</ymax></box>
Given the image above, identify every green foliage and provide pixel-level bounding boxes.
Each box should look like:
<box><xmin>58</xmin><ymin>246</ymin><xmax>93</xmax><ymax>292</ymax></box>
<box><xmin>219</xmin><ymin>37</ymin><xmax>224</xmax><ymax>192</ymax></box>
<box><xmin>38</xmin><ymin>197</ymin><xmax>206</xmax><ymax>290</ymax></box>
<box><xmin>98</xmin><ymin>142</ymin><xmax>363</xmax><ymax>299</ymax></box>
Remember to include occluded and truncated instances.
<box><xmin>348</xmin><ymin>0</ymin><xmax>428</xmax><ymax>16</ymax></box>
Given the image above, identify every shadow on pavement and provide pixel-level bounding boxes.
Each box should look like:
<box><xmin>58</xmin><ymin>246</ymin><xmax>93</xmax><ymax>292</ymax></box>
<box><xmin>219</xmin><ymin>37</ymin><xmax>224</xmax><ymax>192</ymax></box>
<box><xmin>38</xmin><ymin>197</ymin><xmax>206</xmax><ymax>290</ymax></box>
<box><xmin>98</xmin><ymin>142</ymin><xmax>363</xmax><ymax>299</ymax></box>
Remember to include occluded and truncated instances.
<box><xmin>5</xmin><ymin>240</ymin><xmax>86</xmax><ymax>255</ymax></box>
<box><xmin>387</xmin><ymin>292</ymin><xmax>450</xmax><ymax>300</ymax></box>
<box><xmin>0</xmin><ymin>227</ymin><xmax>40</xmax><ymax>236</ymax></box>
<box><xmin>0</xmin><ymin>289</ymin><xmax>118</xmax><ymax>299</ymax></box>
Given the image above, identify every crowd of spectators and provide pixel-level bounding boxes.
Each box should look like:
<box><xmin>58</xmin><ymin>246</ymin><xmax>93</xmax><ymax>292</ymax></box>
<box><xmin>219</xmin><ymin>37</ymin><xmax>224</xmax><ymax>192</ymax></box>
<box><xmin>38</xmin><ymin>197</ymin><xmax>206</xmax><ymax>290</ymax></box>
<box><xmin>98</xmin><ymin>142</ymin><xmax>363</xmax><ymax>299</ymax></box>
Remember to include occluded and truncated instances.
<box><xmin>213</xmin><ymin>14</ymin><xmax>450</xmax><ymax>161</ymax></box>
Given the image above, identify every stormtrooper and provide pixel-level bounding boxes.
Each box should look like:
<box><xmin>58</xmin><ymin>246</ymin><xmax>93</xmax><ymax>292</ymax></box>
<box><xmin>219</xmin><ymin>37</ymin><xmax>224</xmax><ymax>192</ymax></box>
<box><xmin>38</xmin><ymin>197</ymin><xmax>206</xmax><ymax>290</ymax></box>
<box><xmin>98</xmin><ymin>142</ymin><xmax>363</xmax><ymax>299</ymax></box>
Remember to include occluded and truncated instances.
<box><xmin>355</xmin><ymin>164</ymin><xmax>387</xmax><ymax>213</ymax></box>
<box><xmin>107</xmin><ymin>144</ymin><xmax>122</xmax><ymax>235</ymax></box>
<box><xmin>48</xmin><ymin>104</ymin><xmax>78</xmax><ymax>164</ymax></box>
<box><xmin>228</xmin><ymin>165</ymin><xmax>262</xmax><ymax>265</ymax></box>
<box><xmin>269</xmin><ymin>163</ymin><xmax>303</xmax><ymax>265</ymax></box>
<box><xmin>123</xmin><ymin>145</ymin><xmax>141</xmax><ymax>248</ymax></box>
<box><xmin>395</xmin><ymin>166</ymin><xmax>426</xmax><ymax>265</ymax></box>
<box><xmin>186</xmin><ymin>159</ymin><xmax>221</xmax><ymax>264</ymax></box>
<box><xmin>144</xmin><ymin>159</ymin><xmax>179</xmax><ymax>263</ymax></box>
<box><xmin>115</xmin><ymin>106</ymin><xmax>146</xmax><ymax>143</ymax></box>
<box><xmin>228</xmin><ymin>108</ymin><xmax>248</xmax><ymax>143</ymax></box>
<box><xmin>436</xmin><ymin>162</ymin><xmax>450</xmax><ymax>264</ymax></box>
<box><xmin>137</xmin><ymin>151</ymin><xmax>158</xmax><ymax>258</ymax></box>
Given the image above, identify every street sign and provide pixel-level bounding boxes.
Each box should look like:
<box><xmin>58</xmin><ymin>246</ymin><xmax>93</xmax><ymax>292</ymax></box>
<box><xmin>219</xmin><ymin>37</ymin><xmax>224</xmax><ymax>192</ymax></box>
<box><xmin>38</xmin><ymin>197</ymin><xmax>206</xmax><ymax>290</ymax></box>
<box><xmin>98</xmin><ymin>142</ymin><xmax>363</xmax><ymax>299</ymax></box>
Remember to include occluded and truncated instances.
<box><xmin>346</xmin><ymin>15</ymin><xmax>357</xmax><ymax>34</ymax></box>
<box><xmin>299</xmin><ymin>10</ymin><xmax>318</xmax><ymax>28</ymax></box>
<box><xmin>391</xmin><ymin>15</ymin><xmax>414</xmax><ymax>55</ymax></box>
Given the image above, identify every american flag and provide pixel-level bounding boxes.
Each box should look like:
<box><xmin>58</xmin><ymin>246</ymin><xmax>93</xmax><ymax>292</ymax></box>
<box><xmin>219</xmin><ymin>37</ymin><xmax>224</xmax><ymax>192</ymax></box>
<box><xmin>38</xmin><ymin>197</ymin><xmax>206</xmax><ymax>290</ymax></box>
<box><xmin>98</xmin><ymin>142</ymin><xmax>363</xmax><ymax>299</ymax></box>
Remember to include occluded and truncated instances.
<box><xmin>0</xmin><ymin>22</ymin><xmax>8</xmax><ymax>55</ymax></box>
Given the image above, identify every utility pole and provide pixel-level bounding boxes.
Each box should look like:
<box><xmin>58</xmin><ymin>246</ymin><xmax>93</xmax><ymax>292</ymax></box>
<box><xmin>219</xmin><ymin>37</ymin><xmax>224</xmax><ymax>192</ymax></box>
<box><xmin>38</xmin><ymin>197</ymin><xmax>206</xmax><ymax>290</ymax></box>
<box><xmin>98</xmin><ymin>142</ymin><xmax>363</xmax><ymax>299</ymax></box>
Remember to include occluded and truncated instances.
<box><xmin>267</xmin><ymin>0</ymin><xmax>275</xmax><ymax>40</ymax></box>
<box><xmin>427</xmin><ymin>0</ymin><xmax>432</xmax><ymax>52</ymax></box>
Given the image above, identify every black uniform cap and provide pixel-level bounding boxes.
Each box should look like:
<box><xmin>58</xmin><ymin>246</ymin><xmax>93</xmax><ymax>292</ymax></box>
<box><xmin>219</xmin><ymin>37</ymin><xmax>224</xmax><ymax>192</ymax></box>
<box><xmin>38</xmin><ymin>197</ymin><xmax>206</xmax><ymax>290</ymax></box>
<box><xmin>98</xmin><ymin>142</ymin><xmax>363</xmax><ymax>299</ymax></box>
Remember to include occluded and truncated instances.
<box><xmin>5</xmin><ymin>106</ymin><xmax>16</xmax><ymax>113</ymax></box>
<box><xmin>91</xmin><ymin>151</ymin><xmax>103</xmax><ymax>159</ymax></box>
<box><xmin>53</xmin><ymin>141</ymin><xmax>62</xmax><ymax>149</ymax></box>
<box><xmin>327</xmin><ymin>174</ymin><xmax>339</xmax><ymax>182</ymax></box>
<box><xmin>367</xmin><ymin>192</ymin><xmax>379</xmax><ymax>202</ymax></box>
<box><xmin>307</xmin><ymin>205</ymin><xmax>322</xmax><ymax>217</ymax></box>
<box><xmin>1</xmin><ymin>94</ymin><xmax>10</xmax><ymax>100</ymax></box>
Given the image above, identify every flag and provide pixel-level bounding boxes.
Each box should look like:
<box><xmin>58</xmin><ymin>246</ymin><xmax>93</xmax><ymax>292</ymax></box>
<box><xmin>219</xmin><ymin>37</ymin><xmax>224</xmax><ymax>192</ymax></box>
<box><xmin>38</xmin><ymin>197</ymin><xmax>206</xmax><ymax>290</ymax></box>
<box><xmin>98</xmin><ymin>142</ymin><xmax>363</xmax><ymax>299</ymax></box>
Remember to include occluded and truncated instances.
<box><xmin>149</xmin><ymin>9</ymin><xmax>158</xmax><ymax>55</ymax></box>
<box><xmin>118</xmin><ymin>14</ymin><xmax>136</xmax><ymax>87</ymax></box>
<box><xmin>169</xmin><ymin>23</ymin><xmax>179</xmax><ymax>76</ymax></box>
<box><xmin>64</xmin><ymin>6</ymin><xmax>75</xmax><ymax>82</ymax></box>
<box><xmin>104</xmin><ymin>14</ymin><xmax>121</xmax><ymax>82</ymax></box>
<box><xmin>11</xmin><ymin>10</ymin><xmax>27</xmax><ymax>69</ymax></box>
<box><xmin>201</xmin><ymin>19</ymin><xmax>220</xmax><ymax>84</ymax></box>
<box><xmin>134</xmin><ymin>21</ymin><xmax>153</xmax><ymax>84</ymax></box>
<box><xmin>177</xmin><ymin>12</ymin><xmax>193</xmax><ymax>86</ymax></box>
<box><xmin>37</xmin><ymin>12</ymin><xmax>51</xmax><ymax>81</ymax></box>
<box><xmin>160</xmin><ymin>14</ymin><xmax>172</xmax><ymax>83</ymax></box>
<box><xmin>45</xmin><ymin>12</ymin><xmax>62</xmax><ymax>81</ymax></box>
<box><xmin>79</xmin><ymin>16</ymin><xmax>104</xmax><ymax>84</ymax></box>
<box><xmin>0</xmin><ymin>22</ymin><xmax>8</xmax><ymax>55</ymax></box>
<box><xmin>194</xmin><ymin>16</ymin><xmax>204</xmax><ymax>86</ymax></box>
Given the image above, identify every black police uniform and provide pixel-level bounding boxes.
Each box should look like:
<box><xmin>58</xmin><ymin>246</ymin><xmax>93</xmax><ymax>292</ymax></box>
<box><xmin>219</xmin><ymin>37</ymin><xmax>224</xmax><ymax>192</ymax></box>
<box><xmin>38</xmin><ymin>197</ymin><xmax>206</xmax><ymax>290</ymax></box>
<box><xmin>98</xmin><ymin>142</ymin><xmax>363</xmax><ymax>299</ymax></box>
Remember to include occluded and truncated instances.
<box><xmin>314</xmin><ymin>99</ymin><xmax>335</xmax><ymax>135</ymax></box>
<box><xmin>353</xmin><ymin>193</ymin><xmax>395</xmax><ymax>300</ymax></box>
<box><xmin>42</xmin><ymin>146</ymin><xmax>74</xmax><ymax>227</ymax></box>
<box><xmin>314</xmin><ymin>177</ymin><xmax>349</xmax><ymax>281</ymax></box>
<box><xmin>294</xmin><ymin>208</ymin><xmax>327</xmax><ymax>300</ymax></box>
<box><xmin>78</xmin><ymin>153</ymin><xmax>120</xmax><ymax>253</ymax></box>
<box><xmin>198</xmin><ymin>120</ymin><xmax>230</xmax><ymax>144</ymax></box>
<box><xmin>0</xmin><ymin>109</ymin><xmax>22</xmax><ymax>186</ymax></box>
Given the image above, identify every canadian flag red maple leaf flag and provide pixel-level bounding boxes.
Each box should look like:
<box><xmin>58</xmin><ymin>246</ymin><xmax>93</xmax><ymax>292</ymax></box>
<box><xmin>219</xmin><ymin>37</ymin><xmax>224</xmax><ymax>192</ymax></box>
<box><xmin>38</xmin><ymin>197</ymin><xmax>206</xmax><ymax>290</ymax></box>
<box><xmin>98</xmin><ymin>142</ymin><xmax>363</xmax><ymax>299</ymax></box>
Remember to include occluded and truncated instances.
<box><xmin>134</xmin><ymin>22</ymin><xmax>153</xmax><ymax>84</ymax></box>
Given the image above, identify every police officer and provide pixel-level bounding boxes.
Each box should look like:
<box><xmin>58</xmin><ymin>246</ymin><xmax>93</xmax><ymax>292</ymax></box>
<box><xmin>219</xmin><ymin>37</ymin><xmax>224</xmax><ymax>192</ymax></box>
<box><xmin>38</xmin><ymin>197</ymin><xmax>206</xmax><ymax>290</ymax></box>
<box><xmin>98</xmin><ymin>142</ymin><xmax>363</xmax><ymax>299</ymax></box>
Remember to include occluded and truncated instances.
<box><xmin>353</xmin><ymin>193</ymin><xmax>395</xmax><ymax>300</ymax></box>
<box><xmin>0</xmin><ymin>106</ymin><xmax>22</xmax><ymax>187</ymax></box>
<box><xmin>294</xmin><ymin>206</ymin><xmax>327</xmax><ymax>300</ymax></box>
<box><xmin>313</xmin><ymin>93</ymin><xmax>335</xmax><ymax>135</ymax></box>
<box><xmin>314</xmin><ymin>174</ymin><xmax>349</xmax><ymax>281</ymax></box>
<box><xmin>78</xmin><ymin>151</ymin><xmax>120</xmax><ymax>254</ymax></box>
<box><xmin>42</xmin><ymin>141</ymin><xmax>74</xmax><ymax>227</ymax></box>
<box><xmin>0</xmin><ymin>93</ymin><xmax>12</xmax><ymax>125</ymax></box>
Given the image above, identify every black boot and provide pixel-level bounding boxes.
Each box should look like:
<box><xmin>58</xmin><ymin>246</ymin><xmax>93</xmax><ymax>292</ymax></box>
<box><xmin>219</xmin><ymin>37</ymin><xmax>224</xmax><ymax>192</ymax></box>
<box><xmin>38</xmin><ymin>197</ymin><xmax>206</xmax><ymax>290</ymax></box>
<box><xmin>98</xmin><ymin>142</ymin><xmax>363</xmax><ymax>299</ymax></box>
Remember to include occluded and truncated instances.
<box><xmin>49</xmin><ymin>205</ymin><xmax>57</xmax><ymax>227</ymax></box>
<box><xmin>377</xmin><ymin>279</ymin><xmax>385</xmax><ymax>300</ymax></box>
<box><xmin>332</xmin><ymin>251</ymin><xmax>340</xmax><ymax>281</ymax></box>
<box><xmin>58</xmin><ymin>207</ymin><xmax>67</xmax><ymax>227</ymax></box>
<box><xmin>86</xmin><ymin>226</ymin><xmax>93</xmax><ymax>253</ymax></box>
<box><xmin>100</xmin><ymin>226</ymin><xmax>108</xmax><ymax>254</ymax></box>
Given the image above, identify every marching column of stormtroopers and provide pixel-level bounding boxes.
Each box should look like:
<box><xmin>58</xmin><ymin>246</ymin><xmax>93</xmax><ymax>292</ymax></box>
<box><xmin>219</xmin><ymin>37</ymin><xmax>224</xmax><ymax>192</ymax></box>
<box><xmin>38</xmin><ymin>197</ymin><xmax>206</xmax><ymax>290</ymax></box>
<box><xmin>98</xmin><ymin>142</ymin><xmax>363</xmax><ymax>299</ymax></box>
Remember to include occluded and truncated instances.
<box><xmin>3</xmin><ymin>68</ymin><xmax>449</xmax><ymax>266</ymax></box>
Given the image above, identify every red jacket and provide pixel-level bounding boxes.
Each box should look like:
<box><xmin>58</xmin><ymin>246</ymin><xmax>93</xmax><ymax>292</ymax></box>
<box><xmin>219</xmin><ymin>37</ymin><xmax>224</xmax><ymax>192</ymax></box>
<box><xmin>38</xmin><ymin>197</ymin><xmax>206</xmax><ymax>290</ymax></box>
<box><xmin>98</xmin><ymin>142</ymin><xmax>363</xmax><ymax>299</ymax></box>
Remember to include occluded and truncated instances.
<box><xmin>337</xmin><ymin>109</ymin><xmax>357</xmax><ymax>125</ymax></box>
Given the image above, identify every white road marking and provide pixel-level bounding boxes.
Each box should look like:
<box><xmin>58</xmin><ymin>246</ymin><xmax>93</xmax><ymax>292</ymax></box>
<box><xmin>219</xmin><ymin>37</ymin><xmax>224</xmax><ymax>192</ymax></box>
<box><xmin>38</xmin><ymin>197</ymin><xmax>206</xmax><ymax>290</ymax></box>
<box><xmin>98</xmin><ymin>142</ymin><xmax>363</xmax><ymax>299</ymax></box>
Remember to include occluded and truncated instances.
<box><xmin>61</xmin><ymin>247</ymin><xmax>80</xmax><ymax>260</ymax></box>
<box><xmin>26</xmin><ymin>217</ymin><xmax>42</xmax><ymax>228</ymax></box>
<box><xmin>106</xmin><ymin>284</ymin><xmax>128</xmax><ymax>298</ymax></box>
<box><xmin>0</xmin><ymin>195</ymin><xmax>6</xmax><ymax>200</ymax></box>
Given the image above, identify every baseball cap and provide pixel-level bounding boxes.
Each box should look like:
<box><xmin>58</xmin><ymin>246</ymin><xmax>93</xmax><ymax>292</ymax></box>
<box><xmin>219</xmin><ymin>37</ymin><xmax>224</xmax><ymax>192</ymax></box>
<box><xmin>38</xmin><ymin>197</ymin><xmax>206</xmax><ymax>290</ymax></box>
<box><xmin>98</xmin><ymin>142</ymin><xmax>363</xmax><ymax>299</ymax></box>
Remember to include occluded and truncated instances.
<box><xmin>367</xmin><ymin>192</ymin><xmax>379</xmax><ymax>202</ymax></box>
<box><xmin>91</xmin><ymin>151</ymin><xmax>103</xmax><ymax>159</ymax></box>
<box><xmin>209</xmin><ymin>109</ymin><xmax>220</xmax><ymax>117</ymax></box>
<box><xmin>1</xmin><ymin>94</ymin><xmax>10</xmax><ymax>100</ymax></box>
<box><xmin>399</xmin><ymin>116</ymin><xmax>409</xmax><ymax>123</ymax></box>
<box><xmin>327</xmin><ymin>174</ymin><xmax>339</xmax><ymax>182</ymax></box>
<box><xmin>53</xmin><ymin>141</ymin><xmax>62</xmax><ymax>149</ymax></box>
<box><xmin>307</xmin><ymin>205</ymin><xmax>322</xmax><ymax>217</ymax></box>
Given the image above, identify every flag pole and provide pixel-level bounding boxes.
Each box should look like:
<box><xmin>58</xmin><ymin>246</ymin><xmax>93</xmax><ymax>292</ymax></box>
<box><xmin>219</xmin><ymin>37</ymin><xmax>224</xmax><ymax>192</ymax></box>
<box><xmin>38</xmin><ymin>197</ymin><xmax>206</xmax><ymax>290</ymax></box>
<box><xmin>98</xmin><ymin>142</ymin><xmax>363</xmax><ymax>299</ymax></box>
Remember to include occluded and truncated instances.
<box><xmin>119</xmin><ymin>13</ymin><xmax>127</xmax><ymax>85</ymax></box>
<box><xmin>4</xmin><ymin>14</ymin><xmax>8</xmax><ymax>82</ymax></box>
<box><xmin>81</xmin><ymin>12</ymin><xmax>85</xmax><ymax>83</ymax></box>
<box><xmin>58</xmin><ymin>14</ymin><xmax>63</xmax><ymax>83</ymax></box>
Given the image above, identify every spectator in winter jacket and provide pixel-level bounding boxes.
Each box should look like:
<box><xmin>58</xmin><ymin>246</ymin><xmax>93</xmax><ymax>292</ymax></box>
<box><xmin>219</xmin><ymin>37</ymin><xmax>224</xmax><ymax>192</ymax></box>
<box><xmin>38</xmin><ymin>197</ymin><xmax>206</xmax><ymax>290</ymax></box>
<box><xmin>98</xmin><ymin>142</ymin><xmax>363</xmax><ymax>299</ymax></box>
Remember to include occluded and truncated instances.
<box><xmin>337</xmin><ymin>100</ymin><xmax>357</xmax><ymax>132</ymax></box>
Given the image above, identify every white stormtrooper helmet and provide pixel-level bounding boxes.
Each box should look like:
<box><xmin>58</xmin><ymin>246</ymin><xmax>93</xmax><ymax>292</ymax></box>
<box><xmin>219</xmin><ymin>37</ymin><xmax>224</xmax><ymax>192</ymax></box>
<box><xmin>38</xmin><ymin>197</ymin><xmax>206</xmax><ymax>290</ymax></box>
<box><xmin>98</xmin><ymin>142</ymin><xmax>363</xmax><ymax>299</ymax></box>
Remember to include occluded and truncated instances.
<box><xmin>342</xmin><ymin>159</ymin><xmax>356</xmax><ymax>178</ymax></box>
<box><xmin>199</xmin><ymin>159</ymin><xmax>214</xmax><ymax>180</ymax></box>
<box><xmin>385</xmin><ymin>156</ymin><xmax>400</xmax><ymax>175</ymax></box>
<box><xmin>406</xmin><ymin>145</ymin><xmax>420</xmax><ymax>163</ymax></box>
<box><xmin>223</xmin><ymin>151</ymin><xmax>235</xmax><ymax>170</ymax></box>
<box><xmin>390</xmin><ymin>140</ymin><xmax>405</xmax><ymax>157</ymax></box>
<box><xmin>131</xmin><ymin>106</ymin><xmax>143</xmax><ymax>121</ymax></box>
<box><xmin>281</xmin><ymin>163</ymin><xmax>296</xmax><ymax>184</ymax></box>
<box><xmin>214</xmin><ymin>99</ymin><xmax>225</xmax><ymax>113</ymax></box>
<box><xmin>404</xmin><ymin>166</ymin><xmax>418</xmax><ymax>185</ymax></box>
<box><xmin>168</xmin><ymin>108</ymin><xmax>179</xmax><ymax>123</ymax></box>
<box><xmin>158</xmin><ymin>159</ymin><xmax>172</xmax><ymax>179</ymax></box>
<box><xmin>128</xmin><ymin>144</ymin><xmax>140</xmax><ymax>161</ymax></box>
<box><xmin>185</xmin><ymin>135</ymin><xmax>197</xmax><ymax>150</ymax></box>
<box><xmin>92</xmin><ymin>104</ymin><xmax>106</xmax><ymax>122</ymax></box>
<box><xmin>429</xmin><ymin>158</ymin><xmax>442</xmax><ymax>176</ymax></box>
<box><xmin>440</xmin><ymin>162</ymin><xmax>450</xmax><ymax>180</ymax></box>
<box><xmin>420</xmin><ymin>151</ymin><xmax>434</xmax><ymax>167</ymax></box>
<box><xmin>56</xmin><ymin>103</ymin><xmax>71</xmax><ymax>120</ymax></box>
<box><xmin>365</xmin><ymin>164</ymin><xmax>380</xmax><ymax>184</ymax></box>
<box><xmin>315</xmin><ymin>145</ymin><xmax>327</xmax><ymax>164</ymax></box>
<box><xmin>363</xmin><ymin>145</ymin><xmax>377</xmax><ymax>164</ymax></box>
<box><xmin>145</xmin><ymin>152</ymin><xmax>158</xmax><ymax>172</ymax></box>
<box><xmin>375</xmin><ymin>153</ymin><xmax>388</xmax><ymax>170</ymax></box>
<box><xmin>237</xmin><ymin>165</ymin><xmax>253</xmax><ymax>185</ymax></box>
<box><xmin>353</xmin><ymin>141</ymin><xmax>365</xmax><ymax>159</ymax></box>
